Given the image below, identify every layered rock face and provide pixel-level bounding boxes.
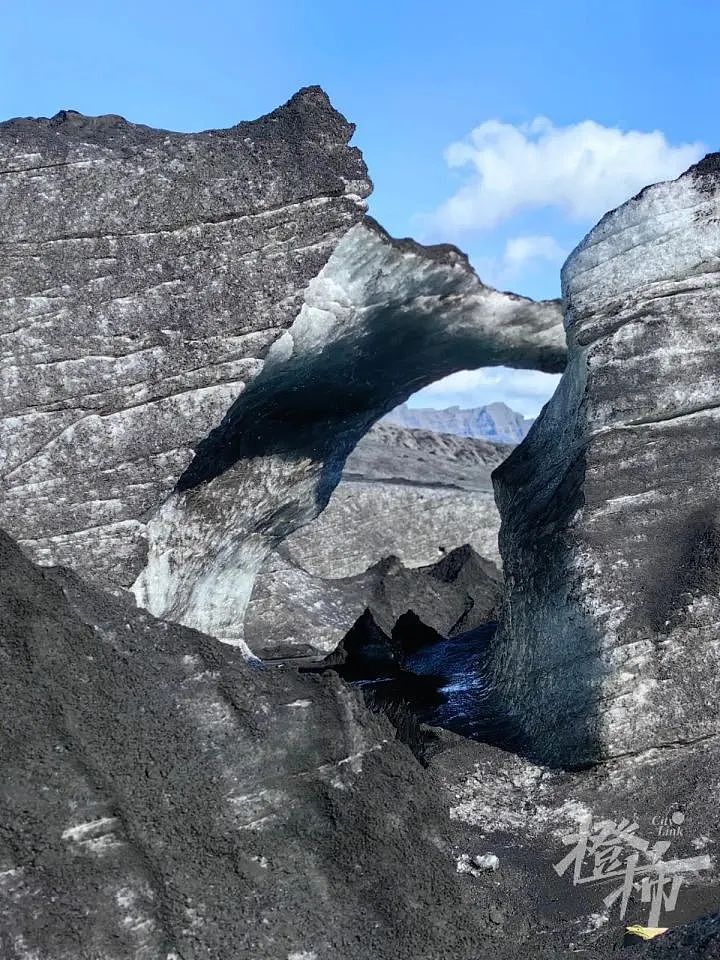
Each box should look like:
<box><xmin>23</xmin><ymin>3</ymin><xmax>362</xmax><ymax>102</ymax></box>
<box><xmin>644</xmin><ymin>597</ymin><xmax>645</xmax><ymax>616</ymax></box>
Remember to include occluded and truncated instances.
<box><xmin>492</xmin><ymin>155</ymin><xmax>720</xmax><ymax>764</ymax></box>
<box><xmin>0</xmin><ymin>91</ymin><xmax>565</xmax><ymax>649</ymax></box>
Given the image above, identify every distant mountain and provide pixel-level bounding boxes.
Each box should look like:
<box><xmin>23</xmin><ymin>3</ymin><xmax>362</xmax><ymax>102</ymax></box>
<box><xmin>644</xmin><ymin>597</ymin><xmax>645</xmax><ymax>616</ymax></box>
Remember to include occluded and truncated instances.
<box><xmin>383</xmin><ymin>401</ymin><xmax>534</xmax><ymax>444</ymax></box>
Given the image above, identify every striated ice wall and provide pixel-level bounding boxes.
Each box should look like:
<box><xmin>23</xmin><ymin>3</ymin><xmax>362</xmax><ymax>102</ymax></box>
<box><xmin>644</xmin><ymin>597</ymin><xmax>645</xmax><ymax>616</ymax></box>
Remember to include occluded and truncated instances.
<box><xmin>491</xmin><ymin>154</ymin><xmax>720</xmax><ymax>764</ymax></box>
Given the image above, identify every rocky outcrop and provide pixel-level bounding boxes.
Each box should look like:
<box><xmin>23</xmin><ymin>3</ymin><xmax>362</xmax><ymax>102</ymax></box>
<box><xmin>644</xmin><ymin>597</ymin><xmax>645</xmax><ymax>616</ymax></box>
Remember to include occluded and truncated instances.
<box><xmin>385</xmin><ymin>401</ymin><xmax>535</xmax><ymax>443</ymax></box>
<box><xmin>246</xmin><ymin>543</ymin><xmax>501</xmax><ymax>656</ymax></box>
<box><xmin>318</xmin><ymin>611</ymin><xmax>518</xmax><ymax>751</ymax></box>
<box><xmin>0</xmin><ymin>89</ymin><xmax>370</xmax><ymax>592</ymax></box>
<box><xmin>0</xmin><ymin>91</ymin><xmax>565</xmax><ymax>649</ymax></box>
<box><xmin>491</xmin><ymin>154</ymin><xmax>720</xmax><ymax>765</ymax></box>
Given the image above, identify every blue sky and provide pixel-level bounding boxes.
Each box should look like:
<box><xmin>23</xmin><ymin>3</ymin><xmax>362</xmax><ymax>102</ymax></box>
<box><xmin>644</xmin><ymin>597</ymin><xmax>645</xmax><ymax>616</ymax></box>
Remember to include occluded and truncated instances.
<box><xmin>3</xmin><ymin>1</ymin><xmax>718</xmax><ymax>415</ymax></box>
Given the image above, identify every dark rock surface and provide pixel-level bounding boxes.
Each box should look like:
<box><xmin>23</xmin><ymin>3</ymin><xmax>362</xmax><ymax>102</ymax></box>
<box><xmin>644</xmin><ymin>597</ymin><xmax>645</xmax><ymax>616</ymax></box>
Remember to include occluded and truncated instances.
<box><xmin>491</xmin><ymin>154</ymin><xmax>720</xmax><ymax>765</ymax></box>
<box><xmin>0</xmin><ymin>92</ymin><xmax>565</xmax><ymax>649</ymax></box>
<box><xmin>624</xmin><ymin>914</ymin><xmax>720</xmax><ymax>957</ymax></box>
<box><xmin>0</xmin><ymin>528</ymin><xmax>488</xmax><ymax>959</ymax></box>
<box><xmin>384</xmin><ymin>400</ymin><xmax>535</xmax><ymax>444</ymax></box>
<box><xmin>433</xmin><ymin>733</ymin><xmax>720</xmax><ymax>958</ymax></box>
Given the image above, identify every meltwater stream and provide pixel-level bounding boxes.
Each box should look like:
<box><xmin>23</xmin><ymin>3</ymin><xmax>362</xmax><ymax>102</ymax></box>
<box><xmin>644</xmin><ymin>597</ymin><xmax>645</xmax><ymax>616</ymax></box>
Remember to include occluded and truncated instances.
<box><xmin>304</xmin><ymin>621</ymin><xmax>521</xmax><ymax>749</ymax></box>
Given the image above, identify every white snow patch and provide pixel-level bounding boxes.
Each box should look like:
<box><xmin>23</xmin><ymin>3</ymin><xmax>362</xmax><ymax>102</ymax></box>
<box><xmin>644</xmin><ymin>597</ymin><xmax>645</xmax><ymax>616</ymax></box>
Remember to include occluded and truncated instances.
<box><xmin>115</xmin><ymin>887</ymin><xmax>136</xmax><ymax>910</ymax></box>
<box><xmin>692</xmin><ymin>836</ymin><xmax>712</xmax><ymax>850</ymax></box>
<box><xmin>0</xmin><ymin>866</ymin><xmax>22</xmax><ymax>888</ymax></box>
<box><xmin>62</xmin><ymin>816</ymin><xmax>119</xmax><ymax>842</ymax></box>
<box><xmin>581</xmin><ymin>913</ymin><xmax>609</xmax><ymax>933</ymax></box>
<box><xmin>456</xmin><ymin>852</ymin><xmax>499</xmax><ymax>875</ymax></box>
<box><xmin>550</xmin><ymin>799</ymin><xmax>595</xmax><ymax>838</ymax></box>
<box><xmin>237</xmin><ymin>815</ymin><xmax>278</xmax><ymax>832</ymax></box>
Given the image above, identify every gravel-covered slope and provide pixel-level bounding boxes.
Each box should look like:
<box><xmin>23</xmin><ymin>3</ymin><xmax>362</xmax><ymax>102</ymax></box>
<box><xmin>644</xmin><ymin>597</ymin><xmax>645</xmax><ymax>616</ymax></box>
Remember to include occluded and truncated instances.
<box><xmin>274</xmin><ymin>422</ymin><xmax>509</xmax><ymax>580</ymax></box>
<box><xmin>343</xmin><ymin>421</ymin><xmax>514</xmax><ymax>489</ymax></box>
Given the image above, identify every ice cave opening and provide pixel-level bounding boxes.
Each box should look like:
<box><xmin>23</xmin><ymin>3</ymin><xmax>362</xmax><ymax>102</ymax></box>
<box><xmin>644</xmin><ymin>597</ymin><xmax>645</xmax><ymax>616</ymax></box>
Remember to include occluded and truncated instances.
<box><xmin>131</xmin><ymin>220</ymin><xmax>567</xmax><ymax>671</ymax></box>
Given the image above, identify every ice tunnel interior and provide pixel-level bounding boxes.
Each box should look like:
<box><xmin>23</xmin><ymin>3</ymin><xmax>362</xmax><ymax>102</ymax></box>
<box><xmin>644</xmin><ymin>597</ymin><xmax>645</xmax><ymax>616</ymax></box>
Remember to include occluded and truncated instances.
<box><xmin>132</xmin><ymin>218</ymin><xmax>567</xmax><ymax>650</ymax></box>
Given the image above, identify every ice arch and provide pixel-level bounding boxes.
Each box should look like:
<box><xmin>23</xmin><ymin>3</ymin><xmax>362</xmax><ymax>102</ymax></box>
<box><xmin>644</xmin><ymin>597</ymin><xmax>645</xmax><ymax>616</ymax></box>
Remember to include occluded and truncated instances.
<box><xmin>132</xmin><ymin>217</ymin><xmax>565</xmax><ymax>648</ymax></box>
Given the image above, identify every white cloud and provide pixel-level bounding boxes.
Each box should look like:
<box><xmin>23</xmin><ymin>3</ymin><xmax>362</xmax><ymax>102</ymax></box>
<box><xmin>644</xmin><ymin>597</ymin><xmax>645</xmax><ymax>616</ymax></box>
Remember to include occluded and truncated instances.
<box><xmin>475</xmin><ymin>233</ymin><xmax>568</xmax><ymax>289</ymax></box>
<box><xmin>434</xmin><ymin>117</ymin><xmax>705</xmax><ymax>233</ymax></box>
<box><xmin>419</xmin><ymin>369</ymin><xmax>503</xmax><ymax>395</ymax></box>
<box><xmin>411</xmin><ymin>367</ymin><xmax>562</xmax><ymax>418</ymax></box>
<box><xmin>502</xmin><ymin>234</ymin><xmax>565</xmax><ymax>270</ymax></box>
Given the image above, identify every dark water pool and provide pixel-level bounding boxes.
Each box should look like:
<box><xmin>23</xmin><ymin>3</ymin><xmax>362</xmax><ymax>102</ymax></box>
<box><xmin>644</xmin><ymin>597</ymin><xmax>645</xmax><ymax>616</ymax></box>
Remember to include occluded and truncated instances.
<box><xmin>317</xmin><ymin>622</ymin><xmax>522</xmax><ymax>748</ymax></box>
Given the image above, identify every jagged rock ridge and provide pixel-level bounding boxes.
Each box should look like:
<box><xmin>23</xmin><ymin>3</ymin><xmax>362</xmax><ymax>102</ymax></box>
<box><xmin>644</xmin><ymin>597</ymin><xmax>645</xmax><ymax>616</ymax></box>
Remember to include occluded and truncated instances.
<box><xmin>248</xmin><ymin>542</ymin><xmax>501</xmax><ymax>657</ymax></box>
